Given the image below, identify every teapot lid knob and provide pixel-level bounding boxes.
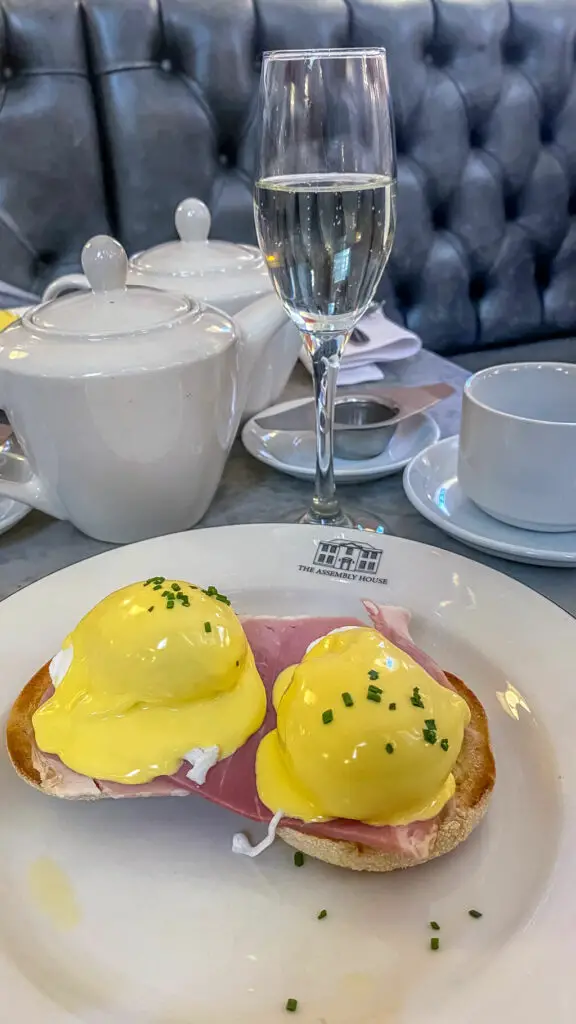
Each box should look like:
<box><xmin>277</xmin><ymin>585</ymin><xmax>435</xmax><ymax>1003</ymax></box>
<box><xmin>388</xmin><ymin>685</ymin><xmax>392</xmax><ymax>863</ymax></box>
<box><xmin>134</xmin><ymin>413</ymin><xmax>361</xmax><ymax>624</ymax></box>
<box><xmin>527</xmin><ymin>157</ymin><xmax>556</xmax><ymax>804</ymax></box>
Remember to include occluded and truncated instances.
<box><xmin>175</xmin><ymin>198</ymin><xmax>211</xmax><ymax>243</ymax></box>
<box><xmin>81</xmin><ymin>235</ymin><xmax>128</xmax><ymax>292</ymax></box>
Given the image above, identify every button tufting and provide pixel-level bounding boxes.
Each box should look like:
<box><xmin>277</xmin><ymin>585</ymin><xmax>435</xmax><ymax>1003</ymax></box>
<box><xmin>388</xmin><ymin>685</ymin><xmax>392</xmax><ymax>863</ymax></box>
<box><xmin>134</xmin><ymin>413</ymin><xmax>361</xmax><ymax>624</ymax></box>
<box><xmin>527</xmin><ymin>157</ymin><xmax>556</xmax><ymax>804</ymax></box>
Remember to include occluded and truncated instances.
<box><xmin>2</xmin><ymin>66</ymin><xmax>13</xmax><ymax>81</ymax></box>
<box><xmin>540</xmin><ymin>122</ymin><xmax>554</xmax><ymax>145</ymax></box>
<box><xmin>432</xmin><ymin>205</ymin><xmax>449</xmax><ymax>231</ymax></box>
<box><xmin>504</xmin><ymin>195</ymin><xmax>519</xmax><ymax>221</ymax></box>
<box><xmin>569</xmin><ymin>194</ymin><xmax>576</xmax><ymax>217</ymax></box>
<box><xmin>396</xmin><ymin>281</ymin><xmax>416</xmax><ymax>310</ymax></box>
<box><xmin>423</xmin><ymin>39</ymin><xmax>452</xmax><ymax>69</ymax></box>
<box><xmin>469</xmin><ymin>276</ymin><xmax>487</xmax><ymax>303</ymax></box>
<box><xmin>469</xmin><ymin>127</ymin><xmax>484</xmax><ymax>150</ymax></box>
<box><xmin>218</xmin><ymin>152</ymin><xmax>229</xmax><ymax>167</ymax></box>
<box><xmin>535</xmin><ymin>259</ymin><xmax>551</xmax><ymax>291</ymax></box>
<box><xmin>502</xmin><ymin>39</ymin><xmax>525</xmax><ymax>65</ymax></box>
<box><xmin>160</xmin><ymin>58</ymin><xmax>172</xmax><ymax>73</ymax></box>
<box><xmin>395</xmin><ymin>125</ymin><xmax>406</xmax><ymax>157</ymax></box>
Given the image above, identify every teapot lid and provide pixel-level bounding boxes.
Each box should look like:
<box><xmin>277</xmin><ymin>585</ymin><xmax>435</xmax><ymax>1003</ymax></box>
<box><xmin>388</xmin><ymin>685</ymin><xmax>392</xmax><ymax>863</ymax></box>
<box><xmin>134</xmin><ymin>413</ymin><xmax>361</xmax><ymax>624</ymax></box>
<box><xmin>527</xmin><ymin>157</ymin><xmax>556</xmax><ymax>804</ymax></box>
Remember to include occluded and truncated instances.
<box><xmin>28</xmin><ymin>236</ymin><xmax>199</xmax><ymax>338</ymax></box>
<box><xmin>128</xmin><ymin>199</ymin><xmax>265</xmax><ymax>279</ymax></box>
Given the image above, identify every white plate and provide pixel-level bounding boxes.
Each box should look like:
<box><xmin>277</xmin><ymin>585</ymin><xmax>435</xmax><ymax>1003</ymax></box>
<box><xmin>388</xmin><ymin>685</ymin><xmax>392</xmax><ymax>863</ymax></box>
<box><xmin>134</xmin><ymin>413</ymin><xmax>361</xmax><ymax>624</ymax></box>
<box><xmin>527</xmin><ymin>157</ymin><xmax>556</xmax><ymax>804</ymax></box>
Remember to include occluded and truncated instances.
<box><xmin>242</xmin><ymin>398</ymin><xmax>441</xmax><ymax>482</ymax></box>
<box><xmin>403</xmin><ymin>435</ymin><xmax>576</xmax><ymax>567</ymax></box>
<box><xmin>0</xmin><ymin>524</ymin><xmax>574</xmax><ymax>1023</ymax></box>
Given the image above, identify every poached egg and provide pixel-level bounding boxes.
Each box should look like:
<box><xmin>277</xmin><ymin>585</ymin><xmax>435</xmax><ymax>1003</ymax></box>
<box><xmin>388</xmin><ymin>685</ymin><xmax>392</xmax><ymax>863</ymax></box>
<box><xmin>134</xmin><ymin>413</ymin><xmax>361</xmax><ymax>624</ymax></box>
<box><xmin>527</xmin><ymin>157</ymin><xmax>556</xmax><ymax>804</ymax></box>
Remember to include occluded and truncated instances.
<box><xmin>256</xmin><ymin>626</ymin><xmax>471</xmax><ymax>826</ymax></box>
<box><xmin>33</xmin><ymin>578</ymin><xmax>267</xmax><ymax>784</ymax></box>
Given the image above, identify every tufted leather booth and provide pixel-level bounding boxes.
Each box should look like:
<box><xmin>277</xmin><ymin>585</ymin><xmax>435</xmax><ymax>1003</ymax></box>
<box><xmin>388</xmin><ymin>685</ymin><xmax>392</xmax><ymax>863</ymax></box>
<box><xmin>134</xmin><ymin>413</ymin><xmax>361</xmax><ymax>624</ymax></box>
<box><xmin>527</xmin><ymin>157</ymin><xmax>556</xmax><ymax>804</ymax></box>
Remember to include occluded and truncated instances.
<box><xmin>0</xmin><ymin>0</ymin><xmax>575</xmax><ymax>357</ymax></box>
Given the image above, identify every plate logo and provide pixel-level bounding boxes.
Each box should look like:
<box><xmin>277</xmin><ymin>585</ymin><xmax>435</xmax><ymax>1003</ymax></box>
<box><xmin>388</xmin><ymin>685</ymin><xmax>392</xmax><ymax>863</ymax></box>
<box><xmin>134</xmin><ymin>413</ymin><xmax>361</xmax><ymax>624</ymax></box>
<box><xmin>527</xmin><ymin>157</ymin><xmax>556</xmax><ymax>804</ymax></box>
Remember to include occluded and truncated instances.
<box><xmin>298</xmin><ymin>538</ymin><xmax>387</xmax><ymax>585</ymax></box>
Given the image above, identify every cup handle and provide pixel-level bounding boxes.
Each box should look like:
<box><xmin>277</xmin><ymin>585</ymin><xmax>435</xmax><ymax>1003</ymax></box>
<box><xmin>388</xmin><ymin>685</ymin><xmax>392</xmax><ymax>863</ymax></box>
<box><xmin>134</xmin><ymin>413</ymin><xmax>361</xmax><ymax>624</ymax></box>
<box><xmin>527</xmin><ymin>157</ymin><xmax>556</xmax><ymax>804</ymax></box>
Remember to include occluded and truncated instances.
<box><xmin>42</xmin><ymin>273</ymin><xmax>90</xmax><ymax>302</ymax></box>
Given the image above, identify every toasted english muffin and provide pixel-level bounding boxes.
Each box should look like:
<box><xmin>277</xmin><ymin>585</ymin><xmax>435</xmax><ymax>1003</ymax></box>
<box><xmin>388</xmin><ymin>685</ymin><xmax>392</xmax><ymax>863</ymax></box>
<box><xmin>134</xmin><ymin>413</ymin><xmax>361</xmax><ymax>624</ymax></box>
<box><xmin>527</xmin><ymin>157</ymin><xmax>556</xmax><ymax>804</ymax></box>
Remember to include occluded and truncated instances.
<box><xmin>6</xmin><ymin>667</ymin><xmax>495</xmax><ymax>871</ymax></box>
<box><xmin>277</xmin><ymin>673</ymin><xmax>495</xmax><ymax>870</ymax></box>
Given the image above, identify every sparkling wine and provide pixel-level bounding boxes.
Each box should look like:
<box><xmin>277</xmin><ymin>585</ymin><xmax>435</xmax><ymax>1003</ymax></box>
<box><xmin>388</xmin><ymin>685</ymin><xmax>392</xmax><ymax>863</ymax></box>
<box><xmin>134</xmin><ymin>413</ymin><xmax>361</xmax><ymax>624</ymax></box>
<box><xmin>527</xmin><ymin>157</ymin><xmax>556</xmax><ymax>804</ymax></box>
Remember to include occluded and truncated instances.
<box><xmin>254</xmin><ymin>173</ymin><xmax>396</xmax><ymax>332</ymax></box>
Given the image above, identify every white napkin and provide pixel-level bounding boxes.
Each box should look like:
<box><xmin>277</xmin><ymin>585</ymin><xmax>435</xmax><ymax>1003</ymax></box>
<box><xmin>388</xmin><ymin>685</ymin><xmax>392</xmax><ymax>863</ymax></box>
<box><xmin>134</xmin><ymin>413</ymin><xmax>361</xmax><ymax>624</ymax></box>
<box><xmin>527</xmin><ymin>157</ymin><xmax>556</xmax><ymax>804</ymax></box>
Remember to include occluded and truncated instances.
<box><xmin>299</xmin><ymin>308</ymin><xmax>422</xmax><ymax>386</ymax></box>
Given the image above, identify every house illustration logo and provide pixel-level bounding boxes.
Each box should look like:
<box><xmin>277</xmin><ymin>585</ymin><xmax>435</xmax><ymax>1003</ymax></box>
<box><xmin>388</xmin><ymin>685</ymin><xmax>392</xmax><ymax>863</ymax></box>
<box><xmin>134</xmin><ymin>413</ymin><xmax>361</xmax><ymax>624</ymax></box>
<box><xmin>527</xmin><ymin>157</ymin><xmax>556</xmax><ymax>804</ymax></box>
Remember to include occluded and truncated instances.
<box><xmin>298</xmin><ymin>537</ymin><xmax>387</xmax><ymax>584</ymax></box>
<box><xmin>313</xmin><ymin>538</ymin><xmax>382</xmax><ymax>575</ymax></box>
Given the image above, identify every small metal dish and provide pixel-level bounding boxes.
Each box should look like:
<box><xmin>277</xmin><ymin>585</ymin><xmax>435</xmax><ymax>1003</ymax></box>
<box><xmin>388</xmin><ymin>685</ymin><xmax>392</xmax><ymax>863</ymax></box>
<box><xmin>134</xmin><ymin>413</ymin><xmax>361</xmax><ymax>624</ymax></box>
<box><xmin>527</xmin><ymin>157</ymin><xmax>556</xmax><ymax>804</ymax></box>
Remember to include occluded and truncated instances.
<box><xmin>334</xmin><ymin>396</ymin><xmax>400</xmax><ymax>460</ymax></box>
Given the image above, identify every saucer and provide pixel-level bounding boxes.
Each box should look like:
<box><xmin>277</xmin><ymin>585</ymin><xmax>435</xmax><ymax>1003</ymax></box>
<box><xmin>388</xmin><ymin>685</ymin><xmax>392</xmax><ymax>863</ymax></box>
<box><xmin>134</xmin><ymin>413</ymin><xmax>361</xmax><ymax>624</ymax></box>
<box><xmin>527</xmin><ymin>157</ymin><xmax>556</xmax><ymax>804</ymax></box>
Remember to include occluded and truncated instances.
<box><xmin>242</xmin><ymin>398</ymin><xmax>440</xmax><ymax>483</ymax></box>
<box><xmin>403</xmin><ymin>435</ymin><xmax>576</xmax><ymax>567</ymax></box>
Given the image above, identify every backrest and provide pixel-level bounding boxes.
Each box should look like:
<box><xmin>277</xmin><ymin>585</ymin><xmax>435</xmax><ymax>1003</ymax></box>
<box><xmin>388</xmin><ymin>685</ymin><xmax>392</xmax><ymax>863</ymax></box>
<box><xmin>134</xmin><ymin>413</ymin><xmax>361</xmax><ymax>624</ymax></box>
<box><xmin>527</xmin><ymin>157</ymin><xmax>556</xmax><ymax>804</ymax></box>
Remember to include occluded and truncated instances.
<box><xmin>1</xmin><ymin>0</ymin><xmax>575</xmax><ymax>356</ymax></box>
<box><xmin>0</xmin><ymin>0</ymin><xmax>110</xmax><ymax>303</ymax></box>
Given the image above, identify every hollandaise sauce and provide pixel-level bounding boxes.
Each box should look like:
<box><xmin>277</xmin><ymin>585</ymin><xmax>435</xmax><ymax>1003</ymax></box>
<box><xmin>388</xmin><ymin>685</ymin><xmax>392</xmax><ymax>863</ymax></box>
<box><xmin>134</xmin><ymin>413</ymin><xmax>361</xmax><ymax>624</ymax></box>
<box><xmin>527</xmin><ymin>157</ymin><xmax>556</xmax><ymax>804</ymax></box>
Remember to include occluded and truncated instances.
<box><xmin>33</xmin><ymin>580</ymin><xmax>267</xmax><ymax>784</ymax></box>
<box><xmin>28</xmin><ymin>857</ymin><xmax>81</xmax><ymax>930</ymax></box>
<box><xmin>256</xmin><ymin>627</ymin><xmax>470</xmax><ymax>826</ymax></box>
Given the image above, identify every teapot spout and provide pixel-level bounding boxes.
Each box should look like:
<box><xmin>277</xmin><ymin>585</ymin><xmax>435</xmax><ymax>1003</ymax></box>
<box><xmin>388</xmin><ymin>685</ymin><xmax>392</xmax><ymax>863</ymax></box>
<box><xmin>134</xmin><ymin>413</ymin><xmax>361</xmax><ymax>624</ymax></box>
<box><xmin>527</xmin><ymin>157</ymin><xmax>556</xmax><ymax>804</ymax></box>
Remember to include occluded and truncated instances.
<box><xmin>234</xmin><ymin>293</ymin><xmax>292</xmax><ymax>413</ymax></box>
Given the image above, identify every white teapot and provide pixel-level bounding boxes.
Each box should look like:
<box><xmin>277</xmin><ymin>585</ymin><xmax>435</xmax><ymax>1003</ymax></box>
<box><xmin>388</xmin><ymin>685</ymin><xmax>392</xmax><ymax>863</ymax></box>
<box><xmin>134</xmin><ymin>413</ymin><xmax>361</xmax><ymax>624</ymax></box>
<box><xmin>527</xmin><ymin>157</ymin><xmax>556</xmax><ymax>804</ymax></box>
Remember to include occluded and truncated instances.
<box><xmin>0</xmin><ymin>235</ymin><xmax>288</xmax><ymax>544</ymax></box>
<box><xmin>43</xmin><ymin>198</ymin><xmax>301</xmax><ymax>418</ymax></box>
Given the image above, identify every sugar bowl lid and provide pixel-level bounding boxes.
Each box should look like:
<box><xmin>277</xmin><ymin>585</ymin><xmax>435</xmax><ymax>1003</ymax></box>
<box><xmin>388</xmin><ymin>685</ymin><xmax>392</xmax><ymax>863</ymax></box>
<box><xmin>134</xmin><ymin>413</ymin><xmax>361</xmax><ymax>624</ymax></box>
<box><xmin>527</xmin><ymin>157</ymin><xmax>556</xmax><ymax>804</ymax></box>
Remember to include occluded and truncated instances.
<box><xmin>27</xmin><ymin>236</ymin><xmax>198</xmax><ymax>338</ymax></box>
<box><xmin>128</xmin><ymin>198</ymin><xmax>265</xmax><ymax>279</ymax></box>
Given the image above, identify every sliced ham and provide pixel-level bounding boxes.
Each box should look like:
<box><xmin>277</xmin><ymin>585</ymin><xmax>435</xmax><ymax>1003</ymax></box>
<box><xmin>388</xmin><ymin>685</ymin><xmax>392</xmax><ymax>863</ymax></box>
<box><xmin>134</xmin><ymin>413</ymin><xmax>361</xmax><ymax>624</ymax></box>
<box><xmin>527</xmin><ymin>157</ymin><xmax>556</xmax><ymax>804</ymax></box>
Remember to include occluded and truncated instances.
<box><xmin>362</xmin><ymin>601</ymin><xmax>454</xmax><ymax>690</ymax></box>
<box><xmin>32</xmin><ymin>605</ymin><xmax>455</xmax><ymax>860</ymax></box>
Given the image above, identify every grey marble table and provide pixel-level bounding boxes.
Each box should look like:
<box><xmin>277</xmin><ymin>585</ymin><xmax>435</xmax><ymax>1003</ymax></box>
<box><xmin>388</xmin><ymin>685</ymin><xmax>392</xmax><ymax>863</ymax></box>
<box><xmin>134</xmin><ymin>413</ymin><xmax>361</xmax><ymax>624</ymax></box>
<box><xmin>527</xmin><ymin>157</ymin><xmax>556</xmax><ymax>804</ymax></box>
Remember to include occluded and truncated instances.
<box><xmin>0</xmin><ymin>349</ymin><xmax>574</xmax><ymax>618</ymax></box>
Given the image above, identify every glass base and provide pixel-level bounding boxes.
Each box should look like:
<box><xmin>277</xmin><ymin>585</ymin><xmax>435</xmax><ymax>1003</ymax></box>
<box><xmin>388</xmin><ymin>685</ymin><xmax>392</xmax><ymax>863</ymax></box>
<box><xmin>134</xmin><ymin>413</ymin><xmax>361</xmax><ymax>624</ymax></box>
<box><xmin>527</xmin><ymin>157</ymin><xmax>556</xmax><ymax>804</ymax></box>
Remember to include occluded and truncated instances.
<box><xmin>294</xmin><ymin>505</ymin><xmax>393</xmax><ymax>534</ymax></box>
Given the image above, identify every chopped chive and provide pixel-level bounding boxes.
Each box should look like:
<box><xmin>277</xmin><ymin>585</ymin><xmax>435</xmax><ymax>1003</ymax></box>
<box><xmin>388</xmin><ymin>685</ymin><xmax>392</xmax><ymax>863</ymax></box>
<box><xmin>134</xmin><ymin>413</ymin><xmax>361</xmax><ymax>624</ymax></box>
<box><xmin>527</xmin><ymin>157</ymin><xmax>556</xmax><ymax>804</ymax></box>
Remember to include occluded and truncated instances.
<box><xmin>385</xmin><ymin>742</ymin><xmax>394</xmax><ymax>754</ymax></box>
<box><xmin>430</xmin><ymin>921</ymin><xmax>440</xmax><ymax>931</ymax></box>
<box><xmin>430</xmin><ymin>937</ymin><xmax>440</xmax><ymax>951</ymax></box>
<box><xmin>342</xmin><ymin>691</ymin><xmax>354</xmax><ymax>707</ymax></box>
<box><xmin>368</xmin><ymin>669</ymin><xmax>380</xmax><ymax>681</ymax></box>
<box><xmin>317</xmin><ymin>909</ymin><xmax>327</xmax><ymax>920</ymax></box>
<box><xmin>366</xmin><ymin>690</ymin><xmax>381</xmax><ymax>703</ymax></box>
<box><xmin>322</xmin><ymin>709</ymin><xmax>334</xmax><ymax>724</ymax></box>
<box><xmin>294</xmin><ymin>851</ymin><xmax>304</xmax><ymax>867</ymax></box>
<box><xmin>171</xmin><ymin>583</ymin><xmax>181</xmax><ymax>592</ymax></box>
<box><xmin>167</xmin><ymin>600</ymin><xmax>175</xmax><ymax>609</ymax></box>
<box><xmin>469</xmin><ymin>909</ymin><xmax>483</xmax><ymax>919</ymax></box>
<box><xmin>285</xmin><ymin>998</ymin><xmax>298</xmax><ymax>1012</ymax></box>
<box><xmin>204</xmin><ymin>621</ymin><xmax>212</xmax><ymax>633</ymax></box>
<box><xmin>423</xmin><ymin>728</ymin><xmax>437</xmax><ymax>744</ymax></box>
<box><xmin>367</xmin><ymin>683</ymin><xmax>383</xmax><ymax>695</ymax></box>
<box><xmin>216</xmin><ymin>594</ymin><xmax>231</xmax><ymax>605</ymax></box>
<box><xmin>388</xmin><ymin>702</ymin><xmax>396</xmax><ymax>710</ymax></box>
<box><xmin>153</xmin><ymin>584</ymin><xmax>162</xmax><ymax>591</ymax></box>
<box><xmin>411</xmin><ymin>687</ymin><xmax>424</xmax><ymax>708</ymax></box>
<box><xmin>148</xmin><ymin>606</ymin><xmax>154</xmax><ymax>613</ymax></box>
<box><xmin>440</xmin><ymin>738</ymin><xmax>449</xmax><ymax>751</ymax></box>
<box><xmin>424</xmin><ymin>719</ymin><xmax>436</xmax><ymax>730</ymax></box>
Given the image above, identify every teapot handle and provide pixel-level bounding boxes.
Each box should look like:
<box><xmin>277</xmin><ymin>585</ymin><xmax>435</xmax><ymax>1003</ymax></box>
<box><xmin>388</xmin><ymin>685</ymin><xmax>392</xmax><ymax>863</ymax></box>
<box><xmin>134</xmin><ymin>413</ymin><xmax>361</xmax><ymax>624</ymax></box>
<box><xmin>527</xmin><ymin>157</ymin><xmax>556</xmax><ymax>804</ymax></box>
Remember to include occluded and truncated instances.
<box><xmin>0</xmin><ymin>422</ymin><xmax>64</xmax><ymax>518</ymax></box>
<box><xmin>42</xmin><ymin>273</ymin><xmax>90</xmax><ymax>302</ymax></box>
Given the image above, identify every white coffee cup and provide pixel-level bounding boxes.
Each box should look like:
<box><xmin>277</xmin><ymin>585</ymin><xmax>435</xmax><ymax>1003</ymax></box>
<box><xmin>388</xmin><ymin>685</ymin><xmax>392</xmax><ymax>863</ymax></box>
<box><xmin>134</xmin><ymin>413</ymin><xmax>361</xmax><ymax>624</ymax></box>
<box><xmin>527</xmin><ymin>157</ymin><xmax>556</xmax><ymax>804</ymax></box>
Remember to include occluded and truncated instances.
<box><xmin>458</xmin><ymin>362</ymin><xmax>576</xmax><ymax>533</ymax></box>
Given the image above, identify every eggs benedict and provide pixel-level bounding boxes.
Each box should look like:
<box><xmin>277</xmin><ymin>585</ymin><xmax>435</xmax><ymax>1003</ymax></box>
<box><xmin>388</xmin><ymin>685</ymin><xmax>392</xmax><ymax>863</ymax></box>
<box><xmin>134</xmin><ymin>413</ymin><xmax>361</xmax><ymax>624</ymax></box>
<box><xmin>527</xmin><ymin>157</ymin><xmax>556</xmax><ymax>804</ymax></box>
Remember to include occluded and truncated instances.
<box><xmin>30</xmin><ymin>578</ymin><xmax>267</xmax><ymax>785</ymax></box>
<box><xmin>6</xmin><ymin>595</ymin><xmax>494</xmax><ymax>872</ymax></box>
<box><xmin>256</xmin><ymin>626</ymin><xmax>471</xmax><ymax>827</ymax></box>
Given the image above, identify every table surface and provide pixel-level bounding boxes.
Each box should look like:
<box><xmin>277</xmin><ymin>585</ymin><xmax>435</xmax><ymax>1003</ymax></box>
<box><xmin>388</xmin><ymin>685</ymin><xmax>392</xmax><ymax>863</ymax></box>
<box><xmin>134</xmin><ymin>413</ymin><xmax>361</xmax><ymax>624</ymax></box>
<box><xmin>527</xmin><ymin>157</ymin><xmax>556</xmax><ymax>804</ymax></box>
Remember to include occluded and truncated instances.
<box><xmin>0</xmin><ymin>349</ymin><xmax>574</xmax><ymax>617</ymax></box>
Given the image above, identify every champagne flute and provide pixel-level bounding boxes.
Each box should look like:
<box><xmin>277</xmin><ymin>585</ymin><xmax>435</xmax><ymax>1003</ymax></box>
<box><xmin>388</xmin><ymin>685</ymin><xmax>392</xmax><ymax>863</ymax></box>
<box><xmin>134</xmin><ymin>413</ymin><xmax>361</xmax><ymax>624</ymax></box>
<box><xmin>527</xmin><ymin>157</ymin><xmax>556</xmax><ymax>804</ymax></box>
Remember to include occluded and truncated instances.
<box><xmin>254</xmin><ymin>48</ymin><xmax>396</xmax><ymax>528</ymax></box>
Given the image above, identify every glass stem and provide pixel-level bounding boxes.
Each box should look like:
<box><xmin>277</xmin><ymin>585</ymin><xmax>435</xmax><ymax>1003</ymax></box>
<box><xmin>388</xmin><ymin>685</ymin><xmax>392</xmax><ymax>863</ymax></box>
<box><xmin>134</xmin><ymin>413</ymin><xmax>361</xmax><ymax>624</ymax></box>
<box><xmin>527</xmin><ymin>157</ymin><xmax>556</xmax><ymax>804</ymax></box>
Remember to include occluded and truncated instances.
<box><xmin>307</xmin><ymin>331</ymin><xmax>348</xmax><ymax>524</ymax></box>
